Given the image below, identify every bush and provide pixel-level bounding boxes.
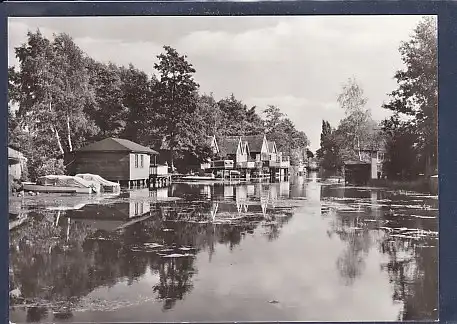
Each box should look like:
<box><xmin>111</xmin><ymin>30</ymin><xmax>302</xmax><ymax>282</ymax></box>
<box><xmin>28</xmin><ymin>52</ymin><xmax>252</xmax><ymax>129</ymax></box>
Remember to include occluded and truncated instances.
<box><xmin>34</xmin><ymin>158</ymin><xmax>65</xmax><ymax>179</ymax></box>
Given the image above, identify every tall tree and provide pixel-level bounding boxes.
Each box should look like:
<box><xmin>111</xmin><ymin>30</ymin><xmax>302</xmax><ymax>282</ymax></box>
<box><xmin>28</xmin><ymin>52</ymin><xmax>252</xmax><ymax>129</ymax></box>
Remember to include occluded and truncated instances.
<box><xmin>218</xmin><ymin>94</ymin><xmax>254</xmax><ymax>136</ymax></box>
<box><xmin>51</xmin><ymin>33</ymin><xmax>97</xmax><ymax>152</ymax></box>
<box><xmin>383</xmin><ymin>16</ymin><xmax>438</xmax><ymax>176</ymax></box>
<box><xmin>382</xmin><ymin>114</ymin><xmax>421</xmax><ymax>180</ymax></box>
<box><xmin>317</xmin><ymin>120</ymin><xmax>341</xmax><ymax>171</ymax></box>
<box><xmin>120</xmin><ymin>64</ymin><xmax>159</xmax><ymax>144</ymax></box>
<box><xmin>196</xmin><ymin>93</ymin><xmax>222</xmax><ymax>136</ymax></box>
<box><xmin>154</xmin><ymin>46</ymin><xmax>200</xmax><ymax>168</ymax></box>
<box><xmin>87</xmin><ymin>61</ymin><xmax>127</xmax><ymax>138</ymax></box>
<box><xmin>337</xmin><ymin>78</ymin><xmax>371</xmax><ymax>160</ymax></box>
<box><xmin>263</xmin><ymin>105</ymin><xmax>283</xmax><ymax>133</ymax></box>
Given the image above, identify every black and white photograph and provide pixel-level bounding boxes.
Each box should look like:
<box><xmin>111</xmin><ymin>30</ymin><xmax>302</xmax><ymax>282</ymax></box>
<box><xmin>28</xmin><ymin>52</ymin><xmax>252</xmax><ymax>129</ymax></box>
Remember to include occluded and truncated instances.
<box><xmin>7</xmin><ymin>15</ymin><xmax>438</xmax><ymax>322</ymax></box>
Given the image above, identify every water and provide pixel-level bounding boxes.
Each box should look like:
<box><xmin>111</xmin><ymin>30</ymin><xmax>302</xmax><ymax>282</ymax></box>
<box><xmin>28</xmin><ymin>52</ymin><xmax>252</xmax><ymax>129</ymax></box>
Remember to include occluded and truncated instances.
<box><xmin>9</xmin><ymin>173</ymin><xmax>438</xmax><ymax>322</ymax></box>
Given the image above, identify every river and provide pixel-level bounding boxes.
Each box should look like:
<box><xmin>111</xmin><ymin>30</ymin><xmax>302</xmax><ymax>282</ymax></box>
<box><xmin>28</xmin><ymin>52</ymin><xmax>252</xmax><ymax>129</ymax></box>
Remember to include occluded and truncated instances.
<box><xmin>9</xmin><ymin>172</ymin><xmax>438</xmax><ymax>322</ymax></box>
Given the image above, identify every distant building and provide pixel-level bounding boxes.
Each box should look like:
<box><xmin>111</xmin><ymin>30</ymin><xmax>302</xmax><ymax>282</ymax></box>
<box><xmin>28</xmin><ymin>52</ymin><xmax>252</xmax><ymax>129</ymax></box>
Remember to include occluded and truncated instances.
<box><xmin>359</xmin><ymin>142</ymin><xmax>387</xmax><ymax>180</ymax></box>
<box><xmin>343</xmin><ymin>161</ymin><xmax>371</xmax><ymax>185</ymax></box>
<box><xmin>70</xmin><ymin>137</ymin><xmax>159</xmax><ymax>188</ymax></box>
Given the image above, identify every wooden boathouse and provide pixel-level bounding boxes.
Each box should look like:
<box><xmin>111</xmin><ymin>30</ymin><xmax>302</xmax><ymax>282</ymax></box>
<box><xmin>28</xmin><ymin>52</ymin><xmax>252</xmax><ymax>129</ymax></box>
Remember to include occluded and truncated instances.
<box><xmin>70</xmin><ymin>137</ymin><xmax>169</xmax><ymax>188</ymax></box>
<box><xmin>201</xmin><ymin>134</ymin><xmax>290</xmax><ymax>180</ymax></box>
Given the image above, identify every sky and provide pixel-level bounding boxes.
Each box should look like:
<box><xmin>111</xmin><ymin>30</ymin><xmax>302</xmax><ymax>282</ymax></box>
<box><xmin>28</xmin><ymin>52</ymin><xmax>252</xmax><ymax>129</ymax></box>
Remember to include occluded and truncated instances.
<box><xmin>8</xmin><ymin>15</ymin><xmax>428</xmax><ymax>152</ymax></box>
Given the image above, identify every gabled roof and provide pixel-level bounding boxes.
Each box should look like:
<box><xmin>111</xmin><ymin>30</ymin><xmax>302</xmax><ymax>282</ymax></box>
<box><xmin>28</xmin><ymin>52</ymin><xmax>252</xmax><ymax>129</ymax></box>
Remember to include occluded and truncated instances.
<box><xmin>76</xmin><ymin>138</ymin><xmax>158</xmax><ymax>154</ymax></box>
<box><xmin>206</xmin><ymin>135</ymin><xmax>219</xmax><ymax>153</ymax></box>
<box><xmin>217</xmin><ymin>136</ymin><xmax>241</xmax><ymax>156</ymax></box>
<box><xmin>242</xmin><ymin>141</ymin><xmax>250</xmax><ymax>156</ymax></box>
<box><xmin>241</xmin><ymin>135</ymin><xmax>265</xmax><ymax>153</ymax></box>
<box><xmin>267</xmin><ymin>141</ymin><xmax>276</xmax><ymax>154</ymax></box>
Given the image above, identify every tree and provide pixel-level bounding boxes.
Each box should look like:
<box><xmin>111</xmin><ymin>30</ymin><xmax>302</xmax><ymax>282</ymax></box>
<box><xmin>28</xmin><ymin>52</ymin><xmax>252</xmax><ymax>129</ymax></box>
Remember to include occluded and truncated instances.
<box><xmin>10</xmin><ymin>31</ymin><xmax>97</xmax><ymax>155</ymax></box>
<box><xmin>217</xmin><ymin>94</ymin><xmax>260</xmax><ymax>136</ymax></box>
<box><xmin>337</xmin><ymin>78</ymin><xmax>371</xmax><ymax>160</ymax></box>
<box><xmin>317</xmin><ymin>120</ymin><xmax>341</xmax><ymax>171</ymax></box>
<box><xmin>50</xmin><ymin>33</ymin><xmax>97</xmax><ymax>152</ymax></box>
<box><xmin>382</xmin><ymin>115</ymin><xmax>421</xmax><ymax>180</ymax></box>
<box><xmin>263</xmin><ymin>105</ymin><xmax>283</xmax><ymax>133</ymax></box>
<box><xmin>383</xmin><ymin>16</ymin><xmax>437</xmax><ymax>176</ymax></box>
<box><xmin>118</xmin><ymin>64</ymin><xmax>160</xmax><ymax>145</ymax></box>
<box><xmin>88</xmin><ymin>61</ymin><xmax>127</xmax><ymax>138</ymax></box>
<box><xmin>153</xmin><ymin>46</ymin><xmax>200</xmax><ymax>168</ymax></box>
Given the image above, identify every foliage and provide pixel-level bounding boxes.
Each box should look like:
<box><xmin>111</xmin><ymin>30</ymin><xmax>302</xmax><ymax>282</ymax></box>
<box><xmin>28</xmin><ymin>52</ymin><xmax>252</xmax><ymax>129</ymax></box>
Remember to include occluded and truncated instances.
<box><xmin>336</xmin><ymin>78</ymin><xmax>376</xmax><ymax>160</ymax></box>
<box><xmin>263</xmin><ymin>106</ymin><xmax>309</xmax><ymax>165</ymax></box>
<box><xmin>153</xmin><ymin>46</ymin><xmax>201</xmax><ymax>164</ymax></box>
<box><xmin>383</xmin><ymin>16</ymin><xmax>438</xmax><ymax>177</ymax></box>
<box><xmin>9</xmin><ymin>33</ymin><xmax>310</xmax><ymax>174</ymax></box>
<box><xmin>316</xmin><ymin>120</ymin><xmax>341</xmax><ymax>171</ymax></box>
<box><xmin>318</xmin><ymin>78</ymin><xmax>385</xmax><ymax>172</ymax></box>
<box><xmin>382</xmin><ymin>114</ymin><xmax>422</xmax><ymax>180</ymax></box>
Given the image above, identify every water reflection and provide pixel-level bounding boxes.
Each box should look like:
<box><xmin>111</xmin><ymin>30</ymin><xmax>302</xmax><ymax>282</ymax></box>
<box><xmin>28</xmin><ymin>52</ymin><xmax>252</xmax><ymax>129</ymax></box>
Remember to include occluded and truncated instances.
<box><xmin>9</xmin><ymin>178</ymin><xmax>437</xmax><ymax>322</ymax></box>
<box><xmin>321</xmin><ymin>186</ymin><xmax>438</xmax><ymax>320</ymax></box>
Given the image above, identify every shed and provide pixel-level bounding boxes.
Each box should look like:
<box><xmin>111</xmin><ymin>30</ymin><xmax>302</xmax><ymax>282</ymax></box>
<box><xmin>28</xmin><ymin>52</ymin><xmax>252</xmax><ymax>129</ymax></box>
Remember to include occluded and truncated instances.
<box><xmin>8</xmin><ymin>147</ymin><xmax>27</xmax><ymax>180</ymax></box>
<box><xmin>343</xmin><ymin>161</ymin><xmax>371</xmax><ymax>185</ymax></box>
<box><xmin>71</xmin><ymin>138</ymin><xmax>158</xmax><ymax>187</ymax></box>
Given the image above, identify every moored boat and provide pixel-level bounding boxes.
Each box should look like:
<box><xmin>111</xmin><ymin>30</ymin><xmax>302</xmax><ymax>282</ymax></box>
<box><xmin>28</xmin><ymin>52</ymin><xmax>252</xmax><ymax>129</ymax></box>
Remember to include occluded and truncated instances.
<box><xmin>22</xmin><ymin>175</ymin><xmax>100</xmax><ymax>194</ymax></box>
<box><xmin>75</xmin><ymin>173</ymin><xmax>121</xmax><ymax>192</ymax></box>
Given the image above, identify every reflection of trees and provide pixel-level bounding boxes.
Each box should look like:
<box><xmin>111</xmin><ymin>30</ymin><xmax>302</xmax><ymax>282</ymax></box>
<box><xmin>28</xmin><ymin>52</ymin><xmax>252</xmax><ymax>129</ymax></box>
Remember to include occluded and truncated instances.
<box><xmin>380</xmin><ymin>235</ymin><xmax>437</xmax><ymax>320</ymax></box>
<box><xmin>328</xmin><ymin>211</ymin><xmax>373</xmax><ymax>285</ymax></box>
<box><xmin>9</xmin><ymin>211</ymin><xmax>98</xmax><ymax>311</ymax></box>
<box><xmin>323</xmin><ymin>188</ymin><xmax>438</xmax><ymax>320</ymax></box>
<box><xmin>153</xmin><ymin>257</ymin><xmax>195</xmax><ymax>310</ymax></box>
<box><xmin>26</xmin><ymin>306</ymin><xmax>49</xmax><ymax>322</ymax></box>
<box><xmin>10</xmin><ymin>184</ymin><xmax>297</xmax><ymax>316</ymax></box>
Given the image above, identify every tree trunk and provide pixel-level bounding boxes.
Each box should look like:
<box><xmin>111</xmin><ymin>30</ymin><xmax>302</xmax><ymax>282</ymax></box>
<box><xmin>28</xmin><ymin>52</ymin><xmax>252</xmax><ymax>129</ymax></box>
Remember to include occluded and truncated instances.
<box><xmin>357</xmin><ymin>136</ymin><xmax>361</xmax><ymax>161</ymax></box>
<box><xmin>66</xmin><ymin>114</ymin><xmax>73</xmax><ymax>152</ymax></box>
<box><xmin>49</xmin><ymin>102</ymin><xmax>65</xmax><ymax>155</ymax></box>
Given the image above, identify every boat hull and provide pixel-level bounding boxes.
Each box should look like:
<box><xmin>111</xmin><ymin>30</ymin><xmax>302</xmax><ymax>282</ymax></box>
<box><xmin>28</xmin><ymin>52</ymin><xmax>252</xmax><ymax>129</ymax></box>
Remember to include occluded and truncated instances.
<box><xmin>23</xmin><ymin>184</ymin><xmax>93</xmax><ymax>194</ymax></box>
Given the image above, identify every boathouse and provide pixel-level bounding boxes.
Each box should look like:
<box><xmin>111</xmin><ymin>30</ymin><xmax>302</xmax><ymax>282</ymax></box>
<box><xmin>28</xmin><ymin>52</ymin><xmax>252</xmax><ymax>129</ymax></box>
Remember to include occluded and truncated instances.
<box><xmin>343</xmin><ymin>161</ymin><xmax>371</xmax><ymax>185</ymax></box>
<box><xmin>201</xmin><ymin>134</ymin><xmax>290</xmax><ymax>180</ymax></box>
<box><xmin>71</xmin><ymin>137</ymin><xmax>159</xmax><ymax>188</ymax></box>
<box><xmin>8</xmin><ymin>147</ymin><xmax>27</xmax><ymax>180</ymax></box>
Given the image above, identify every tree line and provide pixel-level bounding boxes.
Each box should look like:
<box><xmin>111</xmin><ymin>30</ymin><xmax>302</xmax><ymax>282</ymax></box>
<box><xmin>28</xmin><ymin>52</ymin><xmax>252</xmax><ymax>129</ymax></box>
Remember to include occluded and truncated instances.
<box><xmin>317</xmin><ymin>17</ymin><xmax>437</xmax><ymax>180</ymax></box>
<box><xmin>8</xmin><ymin>31</ymin><xmax>309</xmax><ymax>180</ymax></box>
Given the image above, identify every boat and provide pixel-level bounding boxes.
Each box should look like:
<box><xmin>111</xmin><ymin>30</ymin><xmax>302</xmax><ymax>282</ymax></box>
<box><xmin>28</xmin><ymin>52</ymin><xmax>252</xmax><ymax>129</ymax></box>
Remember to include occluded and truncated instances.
<box><xmin>75</xmin><ymin>173</ymin><xmax>121</xmax><ymax>192</ymax></box>
<box><xmin>22</xmin><ymin>175</ymin><xmax>100</xmax><ymax>194</ymax></box>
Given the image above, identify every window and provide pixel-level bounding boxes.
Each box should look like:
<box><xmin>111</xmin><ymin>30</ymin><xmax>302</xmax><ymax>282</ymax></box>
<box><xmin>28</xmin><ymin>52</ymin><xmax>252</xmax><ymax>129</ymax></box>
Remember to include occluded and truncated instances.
<box><xmin>135</xmin><ymin>154</ymin><xmax>139</xmax><ymax>168</ymax></box>
<box><xmin>140</xmin><ymin>154</ymin><xmax>144</xmax><ymax>168</ymax></box>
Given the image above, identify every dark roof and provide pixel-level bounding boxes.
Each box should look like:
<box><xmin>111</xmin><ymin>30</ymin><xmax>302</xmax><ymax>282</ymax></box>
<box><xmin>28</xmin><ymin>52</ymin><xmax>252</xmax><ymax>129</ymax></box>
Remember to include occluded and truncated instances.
<box><xmin>76</xmin><ymin>138</ymin><xmax>158</xmax><ymax>154</ymax></box>
<box><xmin>242</xmin><ymin>135</ymin><xmax>265</xmax><ymax>153</ymax></box>
<box><xmin>217</xmin><ymin>137</ymin><xmax>240</xmax><ymax>156</ymax></box>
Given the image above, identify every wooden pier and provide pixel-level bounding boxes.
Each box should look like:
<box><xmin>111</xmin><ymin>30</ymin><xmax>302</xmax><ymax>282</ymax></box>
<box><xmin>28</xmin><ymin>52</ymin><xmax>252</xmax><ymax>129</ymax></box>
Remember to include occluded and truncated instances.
<box><xmin>149</xmin><ymin>164</ymin><xmax>171</xmax><ymax>189</ymax></box>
